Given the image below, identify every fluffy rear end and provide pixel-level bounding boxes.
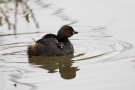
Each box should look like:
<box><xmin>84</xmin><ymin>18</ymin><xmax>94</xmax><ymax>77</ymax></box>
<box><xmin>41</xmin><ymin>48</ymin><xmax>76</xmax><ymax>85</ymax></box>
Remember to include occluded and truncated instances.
<box><xmin>27</xmin><ymin>43</ymin><xmax>45</xmax><ymax>58</ymax></box>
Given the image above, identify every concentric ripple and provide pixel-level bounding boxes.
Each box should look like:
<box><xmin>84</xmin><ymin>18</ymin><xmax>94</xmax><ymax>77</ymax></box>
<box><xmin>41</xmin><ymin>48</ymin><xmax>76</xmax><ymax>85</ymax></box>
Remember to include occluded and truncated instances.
<box><xmin>0</xmin><ymin>31</ymin><xmax>132</xmax><ymax>63</ymax></box>
<box><xmin>73</xmin><ymin>40</ymin><xmax>132</xmax><ymax>62</ymax></box>
<box><xmin>0</xmin><ymin>29</ymin><xmax>133</xmax><ymax>90</ymax></box>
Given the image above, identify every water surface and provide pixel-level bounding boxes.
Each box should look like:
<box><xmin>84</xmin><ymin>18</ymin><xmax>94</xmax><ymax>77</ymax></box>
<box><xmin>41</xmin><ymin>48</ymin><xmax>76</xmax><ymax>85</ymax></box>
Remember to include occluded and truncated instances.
<box><xmin>0</xmin><ymin>0</ymin><xmax>135</xmax><ymax>90</ymax></box>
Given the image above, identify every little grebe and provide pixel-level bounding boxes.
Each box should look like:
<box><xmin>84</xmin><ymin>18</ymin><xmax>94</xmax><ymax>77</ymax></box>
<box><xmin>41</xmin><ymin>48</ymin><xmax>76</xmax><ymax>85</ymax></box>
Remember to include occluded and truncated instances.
<box><xmin>27</xmin><ymin>25</ymin><xmax>78</xmax><ymax>58</ymax></box>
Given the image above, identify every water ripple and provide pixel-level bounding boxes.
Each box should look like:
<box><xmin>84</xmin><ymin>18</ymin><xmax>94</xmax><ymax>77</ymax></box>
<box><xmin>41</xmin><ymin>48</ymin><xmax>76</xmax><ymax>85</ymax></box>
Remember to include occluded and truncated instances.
<box><xmin>73</xmin><ymin>40</ymin><xmax>132</xmax><ymax>63</ymax></box>
<box><xmin>0</xmin><ymin>32</ymin><xmax>132</xmax><ymax>63</ymax></box>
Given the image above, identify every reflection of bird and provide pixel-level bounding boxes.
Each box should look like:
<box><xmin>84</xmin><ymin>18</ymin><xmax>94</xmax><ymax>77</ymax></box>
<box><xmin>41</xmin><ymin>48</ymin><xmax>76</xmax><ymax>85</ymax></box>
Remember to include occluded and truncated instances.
<box><xmin>24</xmin><ymin>13</ymin><xmax>29</xmax><ymax>23</ymax></box>
<box><xmin>28</xmin><ymin>55</ymin><xmax>79</xmax><ymax>79</ymax></box>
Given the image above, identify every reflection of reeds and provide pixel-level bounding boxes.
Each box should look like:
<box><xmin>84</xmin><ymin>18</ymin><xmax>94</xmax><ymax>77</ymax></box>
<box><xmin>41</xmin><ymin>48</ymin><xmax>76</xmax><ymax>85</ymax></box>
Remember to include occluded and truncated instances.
<box><xmin>14</xmin><ymin>0</ymin><xmax>19</xmax><ymax>34</ymax></box>
<box><xmin>0</xmin><ymin>0</ymin><xmax>39</xmax><ymax>35</ymax></box>
<box><xmin>33</xmin><ymin>0</ymin><xmax>78</xmax><ymax>25</ymax></box>
<box><xmin>23</xmin><ymin>0</ymin><xmax>39</xmax><ymax>28</ymax></box>
<box><xmin>0</xmin><ymin>16</ymin><xmax>2</xmax><ymax>26</ymax></box>
<box><xmin>0</xmin><ymin>6</ymin><xmax>11</xmax><ymax>30</ymax></box>
<box><xmin>0</xmin><ymin>0</ymin><xmax>78</xmax><ymax>35</ymax></box>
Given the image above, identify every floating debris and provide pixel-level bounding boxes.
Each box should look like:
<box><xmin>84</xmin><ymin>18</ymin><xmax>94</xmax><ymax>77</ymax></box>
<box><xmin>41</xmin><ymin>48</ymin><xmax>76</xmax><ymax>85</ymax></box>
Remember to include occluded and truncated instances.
<box><xmin>14</xmin><ymin>84</ymin><xmax>17</xmax><ymax>87</ymax></box>
<box><xmin>24</xmin><ymin>13</ymin><xmax>30</xmax><ymax>23</ymax></box>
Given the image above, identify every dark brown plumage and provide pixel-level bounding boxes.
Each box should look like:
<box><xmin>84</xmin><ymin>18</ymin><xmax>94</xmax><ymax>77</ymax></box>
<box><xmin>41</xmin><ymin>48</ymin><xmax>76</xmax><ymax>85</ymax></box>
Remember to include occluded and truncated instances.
<box><xmin>27</xmin><ymin>25</ymin><xmax>78</xmax><ymax>58</ymax></box>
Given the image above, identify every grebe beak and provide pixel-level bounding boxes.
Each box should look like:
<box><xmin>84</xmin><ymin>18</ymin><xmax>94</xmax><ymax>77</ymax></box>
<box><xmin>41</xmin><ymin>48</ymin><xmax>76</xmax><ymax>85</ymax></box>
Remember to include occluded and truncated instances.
<box><xmin>74</xmin><ymin>31</ymin><xmax>78</xmax><ymax>34</ymax></box>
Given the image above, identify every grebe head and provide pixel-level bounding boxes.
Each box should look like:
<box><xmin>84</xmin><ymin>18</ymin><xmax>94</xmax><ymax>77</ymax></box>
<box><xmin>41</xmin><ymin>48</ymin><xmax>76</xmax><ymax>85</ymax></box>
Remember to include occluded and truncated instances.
<box><xmin>57</xmin><ymin>25</ymin><xmax>78</xmax><ymax>39</ymax></box>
